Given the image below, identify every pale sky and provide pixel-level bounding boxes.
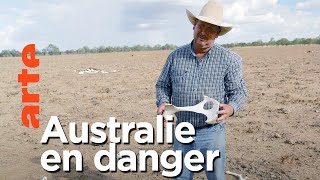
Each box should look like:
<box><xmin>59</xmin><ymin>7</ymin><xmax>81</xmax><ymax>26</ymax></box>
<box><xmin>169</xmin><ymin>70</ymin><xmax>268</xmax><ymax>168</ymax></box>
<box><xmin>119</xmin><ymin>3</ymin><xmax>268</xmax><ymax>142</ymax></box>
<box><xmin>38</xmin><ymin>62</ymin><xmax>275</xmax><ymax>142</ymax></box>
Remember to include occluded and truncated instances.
<box><xmin>1</xmin><ymin>0</ymin><xmax>319</xmax><ymax>51</ymax></box>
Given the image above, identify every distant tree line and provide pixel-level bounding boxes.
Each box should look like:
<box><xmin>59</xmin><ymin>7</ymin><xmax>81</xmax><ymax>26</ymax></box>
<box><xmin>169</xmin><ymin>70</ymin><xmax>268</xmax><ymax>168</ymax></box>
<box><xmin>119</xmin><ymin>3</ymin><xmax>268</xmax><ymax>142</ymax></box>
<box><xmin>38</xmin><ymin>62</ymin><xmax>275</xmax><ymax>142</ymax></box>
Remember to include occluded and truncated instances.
<box><xmin>63</xmin><ymin>44</ymin><xmax>178</xmax><ymax>55</ymax></box>
<box><xmin>222</xmin><ymin>36</ymin><xmax>320</xmax><ymax>48</ymax></box>
<box><xmin>0</xmin><ymin>44</ymin><xmax>178</xmax><ymax>57</ymax></box>
<box><xmin>1</xmin><ymin>36</ymin><xmax>320</xmax><ymax>57</ymax></box>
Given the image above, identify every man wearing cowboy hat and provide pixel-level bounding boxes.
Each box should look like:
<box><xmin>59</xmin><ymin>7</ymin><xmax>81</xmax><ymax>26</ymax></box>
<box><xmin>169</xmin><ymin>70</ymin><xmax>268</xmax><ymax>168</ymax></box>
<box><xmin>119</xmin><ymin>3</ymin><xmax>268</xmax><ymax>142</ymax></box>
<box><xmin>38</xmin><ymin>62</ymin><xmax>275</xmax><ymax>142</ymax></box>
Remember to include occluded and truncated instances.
<box><xmin>156</xmin><ymin>0</ymin><xmax>247</xmax><ymax>179</ymax></box>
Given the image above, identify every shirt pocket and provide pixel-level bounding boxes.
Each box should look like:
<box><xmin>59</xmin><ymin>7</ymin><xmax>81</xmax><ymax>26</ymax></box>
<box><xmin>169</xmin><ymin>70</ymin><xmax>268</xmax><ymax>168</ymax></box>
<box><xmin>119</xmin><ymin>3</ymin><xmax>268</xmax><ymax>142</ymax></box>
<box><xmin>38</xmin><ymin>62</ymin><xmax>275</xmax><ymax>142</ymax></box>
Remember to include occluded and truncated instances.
<box><xmin>172</xmin><ymin>76</ymin><xmax>186</xmax><ymax>94</ymax></box>
<box><xmin>171</xmin><ymin>70</ymin><xmax>192</xmax><ymax>94</ymax></box>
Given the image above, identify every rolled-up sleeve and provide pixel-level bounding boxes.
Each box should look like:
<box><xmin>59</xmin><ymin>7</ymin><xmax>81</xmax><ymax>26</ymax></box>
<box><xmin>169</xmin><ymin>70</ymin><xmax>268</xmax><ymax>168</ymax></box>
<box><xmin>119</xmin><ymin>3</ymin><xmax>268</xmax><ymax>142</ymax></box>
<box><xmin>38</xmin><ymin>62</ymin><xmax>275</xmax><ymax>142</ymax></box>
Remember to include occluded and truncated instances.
<box><xmin>156</xmin><ymin>55</ymin><xmax>173</xmax><ymax>107</ymax></box>
<box><xmin>224</xmin><ymin>55</ymin><xmax>247</xmax><ymax>113</ymax></box>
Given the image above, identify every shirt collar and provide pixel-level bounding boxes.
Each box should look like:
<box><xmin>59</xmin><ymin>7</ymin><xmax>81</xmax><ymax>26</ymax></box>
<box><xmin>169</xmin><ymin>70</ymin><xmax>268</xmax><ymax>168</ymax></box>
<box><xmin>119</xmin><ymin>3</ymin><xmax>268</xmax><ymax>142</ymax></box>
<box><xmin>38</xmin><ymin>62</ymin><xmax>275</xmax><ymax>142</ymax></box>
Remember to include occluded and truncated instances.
<box><xmin>189</xmin><ymin>40</ymin><xmax>215</xmax><ymax>58</ymax></box>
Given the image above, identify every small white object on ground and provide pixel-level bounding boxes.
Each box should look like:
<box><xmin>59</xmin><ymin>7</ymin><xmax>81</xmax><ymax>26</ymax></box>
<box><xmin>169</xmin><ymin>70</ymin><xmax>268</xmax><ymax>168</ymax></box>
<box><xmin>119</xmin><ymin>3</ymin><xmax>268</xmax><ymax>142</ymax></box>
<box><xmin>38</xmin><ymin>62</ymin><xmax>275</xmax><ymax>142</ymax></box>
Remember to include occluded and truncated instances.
<box><xmin>78</xmin><ymin>68</ymin><xmax>117</xmax><ymax>74</ymax></box>
<box><xmin>163</xmin><ymin>96</ymin><xmax>219</xmax><ymax>124</ymax></box>
<box><xmin>226</xmin><ymin>171</ymin><xmax>248</xmax><ymax>180</ymax></box>
<box><xmin>78</xmin><ymin>68</ymin><xmax>100</xmax><ymax>74</ymax></box>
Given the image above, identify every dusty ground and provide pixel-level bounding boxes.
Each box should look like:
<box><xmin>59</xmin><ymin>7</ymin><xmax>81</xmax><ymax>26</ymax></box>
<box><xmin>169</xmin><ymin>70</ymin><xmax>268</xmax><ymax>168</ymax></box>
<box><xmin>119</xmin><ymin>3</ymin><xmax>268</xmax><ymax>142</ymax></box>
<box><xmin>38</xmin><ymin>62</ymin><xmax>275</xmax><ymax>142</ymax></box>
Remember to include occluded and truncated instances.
<box><xmin>0</xmin><ymin>45</ymin><xmax>319</xmax><ymax>180</ymax></box>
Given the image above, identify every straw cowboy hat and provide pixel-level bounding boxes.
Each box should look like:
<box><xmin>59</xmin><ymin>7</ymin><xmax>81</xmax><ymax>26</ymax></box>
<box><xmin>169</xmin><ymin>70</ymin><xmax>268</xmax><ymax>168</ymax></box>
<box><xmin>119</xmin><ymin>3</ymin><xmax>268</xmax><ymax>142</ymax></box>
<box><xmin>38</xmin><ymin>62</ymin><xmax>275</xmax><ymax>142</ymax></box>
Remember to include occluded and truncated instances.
<box><xmin>186</xmin><ymin>0</ymin><xmax>232</xmax><ymax>36</ymax></box>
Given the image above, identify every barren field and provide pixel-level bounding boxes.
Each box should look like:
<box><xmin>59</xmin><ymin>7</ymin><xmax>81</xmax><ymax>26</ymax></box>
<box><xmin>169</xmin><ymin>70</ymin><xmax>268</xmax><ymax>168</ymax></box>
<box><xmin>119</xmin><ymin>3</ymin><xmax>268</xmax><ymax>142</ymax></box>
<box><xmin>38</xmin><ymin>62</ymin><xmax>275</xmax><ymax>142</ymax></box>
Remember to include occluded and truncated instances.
<box><xmin>0</xmin><ymin>45</ymin><xmax>319</xmax><ymax>180</ymax></box>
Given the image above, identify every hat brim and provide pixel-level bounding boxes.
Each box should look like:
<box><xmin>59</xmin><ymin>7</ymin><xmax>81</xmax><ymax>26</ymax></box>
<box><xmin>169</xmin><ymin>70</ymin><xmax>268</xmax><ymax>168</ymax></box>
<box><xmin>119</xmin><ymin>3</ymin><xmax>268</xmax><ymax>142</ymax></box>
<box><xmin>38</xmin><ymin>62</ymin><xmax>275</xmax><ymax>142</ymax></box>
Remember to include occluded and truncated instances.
<box><xmin>186</xmin><ymin>9</ymin><xmax>232</xmax><ymax>36</ymax></box>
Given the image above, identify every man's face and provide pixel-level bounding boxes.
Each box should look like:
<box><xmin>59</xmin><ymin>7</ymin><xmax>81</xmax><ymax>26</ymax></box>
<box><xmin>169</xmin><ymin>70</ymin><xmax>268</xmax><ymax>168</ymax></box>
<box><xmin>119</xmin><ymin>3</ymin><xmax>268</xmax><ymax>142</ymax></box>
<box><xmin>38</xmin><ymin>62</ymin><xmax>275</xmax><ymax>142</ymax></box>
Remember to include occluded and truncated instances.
<box><xmin>193</xmin><ymin>20</ymin><xmax>220</xmax><ymax>50</ymax></box>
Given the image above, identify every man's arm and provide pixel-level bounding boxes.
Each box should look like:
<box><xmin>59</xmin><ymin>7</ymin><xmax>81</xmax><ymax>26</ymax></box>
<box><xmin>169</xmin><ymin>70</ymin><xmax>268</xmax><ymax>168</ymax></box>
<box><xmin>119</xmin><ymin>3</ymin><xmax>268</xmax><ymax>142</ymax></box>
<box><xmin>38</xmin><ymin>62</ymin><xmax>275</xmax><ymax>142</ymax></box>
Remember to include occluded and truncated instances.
<box><xmin>224</xmin><ymin>55</ymin><xmax>247</xmax><ymax>115</ymax></box>
<box><xmin>156</xmin><ymin>55</ymin><xmax>173</xmax><ymax>113</ymax></box>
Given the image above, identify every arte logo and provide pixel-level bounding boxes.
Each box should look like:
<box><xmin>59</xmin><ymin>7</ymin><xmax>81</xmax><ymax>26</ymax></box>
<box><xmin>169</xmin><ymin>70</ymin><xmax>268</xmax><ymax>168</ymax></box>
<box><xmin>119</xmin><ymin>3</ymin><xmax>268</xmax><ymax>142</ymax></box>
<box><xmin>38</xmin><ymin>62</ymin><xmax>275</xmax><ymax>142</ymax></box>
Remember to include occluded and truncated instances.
<box><xmin>18</xmin><ymin>44</ymin><xmax>40</xmax><ymax>128</ymax></box>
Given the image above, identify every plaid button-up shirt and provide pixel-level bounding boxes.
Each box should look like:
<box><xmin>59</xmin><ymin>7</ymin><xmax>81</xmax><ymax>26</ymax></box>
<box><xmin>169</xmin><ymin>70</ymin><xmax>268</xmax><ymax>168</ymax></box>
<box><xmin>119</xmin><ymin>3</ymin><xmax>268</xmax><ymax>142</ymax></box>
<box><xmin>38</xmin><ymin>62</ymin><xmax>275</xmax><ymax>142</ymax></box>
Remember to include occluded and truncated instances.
<box><xmin>156</xmin><ymin>42</ymin><xmax>247</xmax><ymax>127</ymax></box>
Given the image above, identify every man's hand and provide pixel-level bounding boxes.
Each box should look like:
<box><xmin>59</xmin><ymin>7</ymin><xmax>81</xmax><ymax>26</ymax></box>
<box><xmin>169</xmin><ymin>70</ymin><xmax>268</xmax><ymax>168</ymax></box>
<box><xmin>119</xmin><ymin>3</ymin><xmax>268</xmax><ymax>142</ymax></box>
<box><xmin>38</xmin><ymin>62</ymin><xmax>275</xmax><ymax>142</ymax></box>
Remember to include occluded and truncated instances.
<box><xmin>157</xmin><ymin>102</ymin><xmax>167</xmax><ymax>115</ymax></box>
<box><xmin>217</xmin><ymin>104</ymin><xmax>234</xmax><ymax>123</ymax></box>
